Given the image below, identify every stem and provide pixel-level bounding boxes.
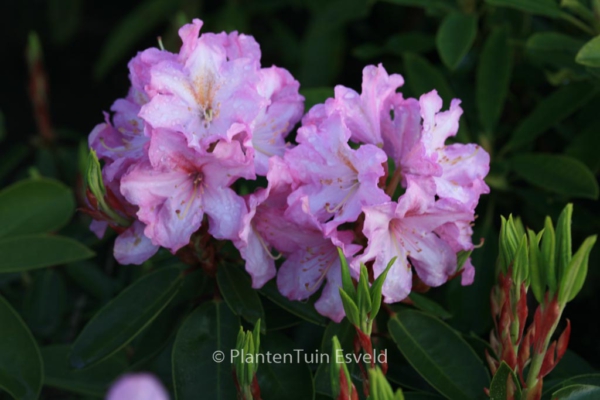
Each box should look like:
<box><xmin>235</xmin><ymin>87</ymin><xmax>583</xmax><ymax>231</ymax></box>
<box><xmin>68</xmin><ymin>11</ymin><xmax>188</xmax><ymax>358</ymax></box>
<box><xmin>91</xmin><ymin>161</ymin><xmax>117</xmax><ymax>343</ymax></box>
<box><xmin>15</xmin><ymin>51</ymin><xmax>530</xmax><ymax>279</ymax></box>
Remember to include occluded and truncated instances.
<box><xmin>522</xmin><ymin>309</ymin><xmax>563</xmax><ymax>399</ymax></box>
<box><xmin>385</xmin><ymin>167</ymin><xmax>402</xmax><ymax>197</ymax></box>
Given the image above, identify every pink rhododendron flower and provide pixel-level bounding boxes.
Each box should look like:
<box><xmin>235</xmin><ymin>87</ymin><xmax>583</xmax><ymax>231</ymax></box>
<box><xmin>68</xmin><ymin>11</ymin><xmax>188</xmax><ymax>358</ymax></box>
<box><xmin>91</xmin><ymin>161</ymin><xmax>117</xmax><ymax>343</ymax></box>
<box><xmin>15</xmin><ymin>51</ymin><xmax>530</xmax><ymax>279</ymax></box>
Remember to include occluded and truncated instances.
<box><xmin>285</xmin><ymin>113</ymin><xmax>389</xmax><ymax>235</ymax></box>
<box><xmin>120</xmin><ymin>129</ymin><xmax>251</xmax><ymax>252</ymax></box>
<box><xmin>86</xmin><ymin>16</ymin><xmax>490</xmax><ymax>321</ymax></box>
<box><xmin>106</xmin><ymin>373</ymin><xmax>169</xmax><ymax>400</ymax></box>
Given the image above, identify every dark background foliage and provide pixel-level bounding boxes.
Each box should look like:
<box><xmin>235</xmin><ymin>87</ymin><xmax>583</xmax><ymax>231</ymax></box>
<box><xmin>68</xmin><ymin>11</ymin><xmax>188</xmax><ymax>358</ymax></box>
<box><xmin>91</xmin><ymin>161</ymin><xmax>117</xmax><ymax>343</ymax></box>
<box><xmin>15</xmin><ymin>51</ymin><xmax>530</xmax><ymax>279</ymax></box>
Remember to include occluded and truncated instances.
<box><xmin>1</xmin><ymin>0</ymin><xmax>599</xmax><ymax>399</ymax></box>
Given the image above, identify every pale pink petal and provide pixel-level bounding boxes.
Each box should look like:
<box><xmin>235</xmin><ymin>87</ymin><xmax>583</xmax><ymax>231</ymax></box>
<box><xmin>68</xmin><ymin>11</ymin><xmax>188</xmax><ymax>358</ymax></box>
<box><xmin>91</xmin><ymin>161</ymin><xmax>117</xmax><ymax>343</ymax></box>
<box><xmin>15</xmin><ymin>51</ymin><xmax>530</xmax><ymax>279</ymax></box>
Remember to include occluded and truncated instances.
<box><xmin>107</xmin><ymin>373</ymin><xmax>169</xmax><ymax>400</ymax></box>
<box><xmin>114</xmin><ymin>221</ymin><xmax>159</xmax><ymax>265</ymax></box>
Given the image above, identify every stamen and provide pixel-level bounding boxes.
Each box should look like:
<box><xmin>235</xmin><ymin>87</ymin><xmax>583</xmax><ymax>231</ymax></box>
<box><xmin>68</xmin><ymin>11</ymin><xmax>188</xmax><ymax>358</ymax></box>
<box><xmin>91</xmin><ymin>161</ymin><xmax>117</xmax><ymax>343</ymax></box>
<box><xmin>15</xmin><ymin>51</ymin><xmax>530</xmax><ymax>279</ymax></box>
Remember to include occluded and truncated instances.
<box><xmin>325</xmin><ymin>181</ymin><xmax>359</xmax><ymax>213</ymax></box>
<box><xmin>253</xmin><ymin>225</ymin><xmax>281</xmax><ymax>260</ymax></box>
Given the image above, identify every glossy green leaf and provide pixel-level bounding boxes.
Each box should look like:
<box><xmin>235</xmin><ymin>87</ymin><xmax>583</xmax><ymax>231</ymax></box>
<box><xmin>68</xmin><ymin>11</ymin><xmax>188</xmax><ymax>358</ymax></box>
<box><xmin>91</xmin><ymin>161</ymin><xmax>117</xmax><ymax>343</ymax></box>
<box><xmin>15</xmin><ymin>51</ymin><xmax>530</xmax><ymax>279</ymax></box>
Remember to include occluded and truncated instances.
<box><xmin>259</xmin><ymin>281</ymin><xmax>327</xmax><ymax>326</ymax></box>
<box><xmin>0</xmin><ymin>179</ymin><xmax>74</xmax><ymax>238</ymax></box>
<box><xmin>553</xmin><ymin>384</ymin><xmax>600</xmax><ymax>399</ymax></box>
<box><xmin>556</xmin><ymin>204</ymin><xmax>573</xmax><ymax>286</ymax></box>
<box><xmin>526</xmin><ymin>32</ymin><xmax>585</xmax><ymax>69</ymax></box>
<box><xmin>477</xmin><ymin>27</ymin><xmax>511</xmax><ymax>133</ymax></box>
<box><xmin>42</xmin><ymin>345</ymin><xmax>127</xmax><ymax>397</ymax></box>
<box><xmin>484</xmin><ymin>0</ymin><xmax>562</xmax><ymax>18</ymax></box>
<box><xmin>0</xmin><ymin>235</ymin><xmax>95</xmax><ymax>273</ymax></box>
<box><xmin>404</xmin><ymin>53</ymin><xmax>454</xmax><ymax>103</ymax></box>
<box><xmin>489</xmin><ymin>361</ymin><xmax>521</xmax><ymax>400</ymax></box>
<box><xmin>545</xmin><ymin>374</ymin><xmax>600</xmax><ymax>396</ymax></box>
<box><xmin>388</xmin><ymin>310</ymin><xmax>489</xmax><ymax>400</ymax></box>
<box><xmin>339</xmin><ymin>288</ymin><xmax>360</xmax><ymax>327</ymax></box>
<box><xmin>528</xmin><ymin>229</ymin><xmax>545</xmax><ymax>303</ymax></box>
<box><xmin>559</xmin><ymin>235</ymin><xmax>597</xmax><ymax>304</ymax></box>
<box><xmin>504</xmin><ymin>83</ymin><xmax>597</xmax><ymax>152</ymax></box>
<box><xmin>257</xmin><ymin>332</ymin><xmax>315</xmax><ymax>400</ymax></box>
<box><xmin>566</xmin><ymin>121</ymin><xmax>600</xmax><ymax>173</ymax></box>
<box><xmin>436</xmin><ymin>12</ymin><xmax>477</xmax><ymax>70</ymax></box>
<box><xmin>172</xmin><ymin>300</ymin><xmax>239</xmax><ymax>400</ymax></box>
<box><xmin>23</xmin><ymin>269</ymin><xmax>66</xmax><ymax>337</ymax></box>
<box><xmin>541</xmin><ymin>217</ymin><xmax>557</xmax><ymax>293</ymax></box>
<box><xmin>314</xmin><ymin>320</ymin><xmax>355</xmax><ymax>396</ymax></box>
<box><xmin>217</xmin><ymin>263</ymin><xmax>265</xmax><ymax>329</ymax></box>
<box><xmin>69</xmin><ymin>266</ymin><xmax>183</xmax><ymax>369</ymax></box>
<box><xmin>0</xmin><ymin>294</ymin><xmax>43</xmax><ymax>400</ymax></box>
<box><xmin>576</xmin><ymin>36</ymin><xmax>600</xmax><ymax>67</ymax></box>
<box><xmin>511</xmin><ymin>154</ymin><xmax>599</xmax><ymax>200</ymax></box>
<box><xmin>408</xmin><ymin>293</ymin><xmax>452</xmax><ymax>319</ymax></box>
<box><xmin>94</xmin><ymin>0</ymin><xmax>180</xmax><ymax>79</ymax></box>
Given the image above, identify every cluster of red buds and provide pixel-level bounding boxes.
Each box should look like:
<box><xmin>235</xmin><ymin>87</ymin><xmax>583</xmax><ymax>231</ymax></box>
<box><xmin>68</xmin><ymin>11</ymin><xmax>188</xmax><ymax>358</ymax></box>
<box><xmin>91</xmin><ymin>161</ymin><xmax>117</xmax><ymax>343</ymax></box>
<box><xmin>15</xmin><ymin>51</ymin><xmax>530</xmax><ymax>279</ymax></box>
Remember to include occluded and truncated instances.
<box><xmin>486</xmin><ymin>205</ymin><xmax>596</xmax><ymax>399</ymax></box>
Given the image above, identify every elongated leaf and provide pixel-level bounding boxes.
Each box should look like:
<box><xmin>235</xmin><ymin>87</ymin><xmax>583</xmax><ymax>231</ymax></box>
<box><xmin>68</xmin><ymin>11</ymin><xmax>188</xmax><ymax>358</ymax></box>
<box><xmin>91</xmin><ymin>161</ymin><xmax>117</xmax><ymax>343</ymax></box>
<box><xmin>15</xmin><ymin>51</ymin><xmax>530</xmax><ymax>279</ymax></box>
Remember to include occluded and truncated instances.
<box><xmin>576</xmin><ymin>36</ymin><xmax>600</xmax><ymax>67</ymax></box>
<box><xmin>217</xmin><ymin>263</ymin><xmax>265</xmax><ymax>329</ymax></box>
<box><xmin>566</xmin><ymin>121</ymin><xmax>600</xmax><ymax>173</ymax></box>
<box><xmin>0</xmin><ymin>294</ymin><xmax>43</xmax><ymax>400</ymax></box>
<box><xmin>407</xmin><ymin>293</ymin><xmax>452</xmax><ymax>319</ymax></box>
<box><xmin>172</xmin><ymin>300</ymin><xmax>239</xmax><ymax>400</ymax></box>
<box><xmin>42</xmin><ymin>345</ymin><xmax>127</xmax><ymax>397</ymax></box>
<box><xmin>545</xmin><ymin>374</ymin><xmax>600</xmax><ymax>396</ymax></box>
<box><xmin>23</xmin><ymin>269</ymin><xmax>66</xmax><ymax>337</ymax></box>
<box><xmin>257</xmin><ymin>332</ymin><xmax>315</xmax><ymax>400</ymax></box>
<box><xmin>511</xmin><ymin>154</ymin><xmax>599</xmax><ymax>200</ymax></box>
<box><xmin>404</xmin><ymin>53</ymin><xmax>454</xmax><ymax>103</ymax></box>
<box><xmin>259</xmin><ymin>281</ymin><xmax>327</xmax><ymax>326</ymax></box>
<box><xmin>382</xmin><ymin>0</ymin><xmax>456</xmax><ymax>11</ymax></box>
<box><xmin>314</xmin><ymin>320</ymin><xmax>355</xmax><ymax>396</ymax></box>
<box><xmin>69</xmin><ymin>266</ymin><xmax>183</xmax><ymax>369</ymax></box>
<box><xmin>388</xmin><ymin>310</ymin><xmax>489</xmax><ymax>400</ymax></box>
<box><xmin>477</xmin><ymin>27</ymin><xmax>511</xmax><ymax>133</ymax></box>
<box><xmin>553</xmin><ymin>384</ymin><xmax>600</xmax><ymax>399</ymax></box>
<box><xmin>0</xmin><ymin>179</ymin><xmax>74</xmax><ymax>238</ymax></box>
<box><xmin>504</xmin><ymin>83</ymin><xmax>597</xmax><ymax>152</ymax></box>
<box><xmin>436</xmin><ymin>12</ymin><xmax>477</xmax><ymax>70</ymax></box>
<box><xmin>94</xmin><ymin>0</ymin><xmax>180</xmax><ymax>79</ymax></box>
<box><xmin>559</xmin><ymin>235</ymin><xmax>597</xmax><ymax>304</ymax></box>
<box><xmin>526</xmin><ymin>32</ymin><xmax>585</xmax><ymax>69</ymax></box>
<box><xmin>484</xmin><ymin>0</ymin><xmax>562</xmax><ymax>18</ymax></box>
<box><xmin>0</xmin><ymin>235</ymin><xmax>95</xmax><ymax>273</ymax></box>
<box><xmin>489</xmin><ymin>361</ymin><xmax>521</xmax><ymax>400</ymax></box>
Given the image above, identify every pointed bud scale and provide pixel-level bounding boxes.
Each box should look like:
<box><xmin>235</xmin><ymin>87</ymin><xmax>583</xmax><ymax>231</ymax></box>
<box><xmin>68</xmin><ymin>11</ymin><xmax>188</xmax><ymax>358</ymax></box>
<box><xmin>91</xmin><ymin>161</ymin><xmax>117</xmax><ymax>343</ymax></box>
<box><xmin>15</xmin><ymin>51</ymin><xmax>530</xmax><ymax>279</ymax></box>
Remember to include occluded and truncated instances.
<box><xmin>541</xmin><ymin>217</ymin><xmax>557</xmax><ymax>294</ymax></box>
<box><xmin>555</xmin><ymin>204</ymin><xmax>573</xmax><ymax>287</ymax></box>
<box><xmin>540</xmin><ymin>341</ymin><xmax>557</xmax><ymax>378</ymax></box>
<box><xmin>485</xmin><ymin>349</ymin><xmax>499</xmax><ymax>375</ymax></box>
<box><xmin>556</xmin><ymin>319</ymin><xmax>571</xmax><ymax>364</ymax></box>
<box><xmin>516</xmin><ymin>283</ymin><xmax>528</xmax><ymax>344</ymax></box>
<box><xmin>559</xmin><ymin>235</ymin><xmax>597</xmax><ymax>305</ymax></box>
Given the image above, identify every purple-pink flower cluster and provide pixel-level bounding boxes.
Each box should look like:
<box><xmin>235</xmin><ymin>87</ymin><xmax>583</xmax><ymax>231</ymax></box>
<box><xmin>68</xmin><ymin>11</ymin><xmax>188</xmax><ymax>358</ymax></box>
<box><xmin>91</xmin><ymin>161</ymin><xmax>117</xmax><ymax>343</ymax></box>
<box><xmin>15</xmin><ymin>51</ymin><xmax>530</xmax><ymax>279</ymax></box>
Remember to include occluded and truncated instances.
<box><xmin>88</xmin><ymin>19</ymin><xmax>489</xmax><ymax>322</ymax></box>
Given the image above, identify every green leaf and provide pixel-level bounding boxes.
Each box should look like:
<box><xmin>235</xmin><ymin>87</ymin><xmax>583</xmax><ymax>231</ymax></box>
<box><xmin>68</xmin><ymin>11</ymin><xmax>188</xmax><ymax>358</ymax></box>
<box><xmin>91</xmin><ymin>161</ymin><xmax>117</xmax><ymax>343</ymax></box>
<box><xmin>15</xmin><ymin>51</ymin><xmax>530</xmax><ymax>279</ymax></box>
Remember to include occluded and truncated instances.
<box><xmin>510</xmin><ymin>154</ymin><xmax>599</xmax><ymax>200</ymax></box>
<box><xmin>357</xmin><ymin>264</ymin><xmax>372</xmax><ymax>320</ymax></box>
<box><xmin>94</xmin><ymin>0</ymin><xmax>180</xmax><ymax>79</ymax></box>
<box><xmin>300</xmin><ymin>87</ymin><xmax>333</xmax><ymax>111</ymax></box>
<box><xmin>338</xmin><ymin>247</ymin><xmax>356</xmax><ymax>299</ymax></box>
<box><xmin>339</xmin><ymin>288</ymin><xmax>360</xmax><ymax>327</ymax></box>
<box><xmin>217</xmin><ymin>263</ymin><xmax>265</xmax><ymax>329</ymax></box>
<box><xmin>504</xmin><ymin>83</ymin><xmax>597</xmax><ymax>152</ymax></box>
<box><xmin>259</xmin><ymin>281</ymin><xmax>327</xmax><ymax>326</ymax></box>
<box><xmin>172</xmin><ymin>300</ymin><xmax>239</xmax><ymax>400</ymax></box>
<box><xmin>371</xmin><ymin>257</ymin><xmax>395</xmax><ymax>319</ymax></box>
<box><xmin>512</xmin><ymin>234</ymin><xmax>529</xmax><ymax>284</ymax></box>
<box><xmin>23</xmin><ymin>269</ymin><xmax>66</xmax><ymax>338</ymax></box>
<box><xmin>553</xmin><ymin>384</ymin><xmax>600</xmax><ymax>399</ymax></box>
<box><xmin>559</xmin><ymin>235</ymin><xmax>597</xmax><ymax>304</ymax></box>
<box><xmin>258</xmin><ymin>332</ymin><xmax>316</xmax><ymax>400</ymax></box>
<box><xmin>0</xmin><ymin>179</ymin><xmax>74</xmax><ymax>238</ymax></box>
<box><xmin>436</xmin><ymin>12</ymin><xmax>478</xmax><ymax>70</ymax></box>
<box><xmin>484</xmin><ymin>0</ymin><xmax>563</xmax><ymax>18</ymax></box>
<box><xmin>528</xmin><ymin>229</ymin><xmax>545</xmax><ymax>303</ymax></box>
<box><xmin>526</xmin><ymin>32</ymin><xmax>586</xmax><ymax>69</ymax></box>
<box><xmin>69</xmin><ymin>266</ymin><xmax>183</xmax><ymax>369</ymax></box>
<box><xmin>489</xmin><ymin>361</ymin><xmax>521</xmax><ymax>400</ymax></box>
<box><xmin>542</xmin><ymin>217</ymin><xmax>557</xmax><ymax>293</ymax></box>
<box><xmin>381</xmin><ymin>0</ymin><xmax>456</xmax><ymax>12</ymax></box>
<box><xmin>566</xmin><ymin>121</ymin><xmax>600</xmax><ymax>173</ymax></box>
<box><xmin>477</xmin><ymin>27</ymin><xmax>511</xmax><ymax>133</ymax></box>
<box><xmin>0</xmin><ymin>294</ymin><xmax>43</xmax><ymax>400</ymax></box>
<box><xmin>314</xmin><ymin>320</ymin><xmax>355</xmax><ymax>396</ymax></box>
<box><xmin>0</xmin><ymin>235</ymin><xmax>95</xmax><ymax>273</ymax></box>
<box><xmin>388</xmin><ymin>310</ymin><xmax>489</xmax><ymax>400</ymax></box>
<box><xmin>576</xmin><ymin>36</ymin><xmax>600</xmax><ymax>67</ymax></box>
<box><xmin>42</xmin><ymin>345</ymin><xmax>127</xmax><ymax>397</ymax></box>
<box><xmin>404</xmin><ymin>53</ymin><xmax>454</xmax><ymax>103</ymax></box>
<box><xmin>407</xmin><ymin>293</ymin><xmax>452</xmax><ymax>319</ymax></box>
<box><xmin>556</xmin><ymin>204</ymin><xmax>574</xmax><ymax>285</ymax></box>
<box><xmin>545</xmin><ymin>374</ymin><xmax>600</xmax><ymax>396</ymax></box>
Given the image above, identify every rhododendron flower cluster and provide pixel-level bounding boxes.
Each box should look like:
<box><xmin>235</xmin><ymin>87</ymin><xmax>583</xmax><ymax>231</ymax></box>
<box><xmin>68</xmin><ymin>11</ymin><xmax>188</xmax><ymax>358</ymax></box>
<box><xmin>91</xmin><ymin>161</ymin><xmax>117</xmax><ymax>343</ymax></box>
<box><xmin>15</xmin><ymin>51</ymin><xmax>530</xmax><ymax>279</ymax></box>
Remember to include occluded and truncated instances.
<box><xmin>87</xmin><ymin>19</ymin><xmax>490</xmax><ymax>322</ymax></box>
